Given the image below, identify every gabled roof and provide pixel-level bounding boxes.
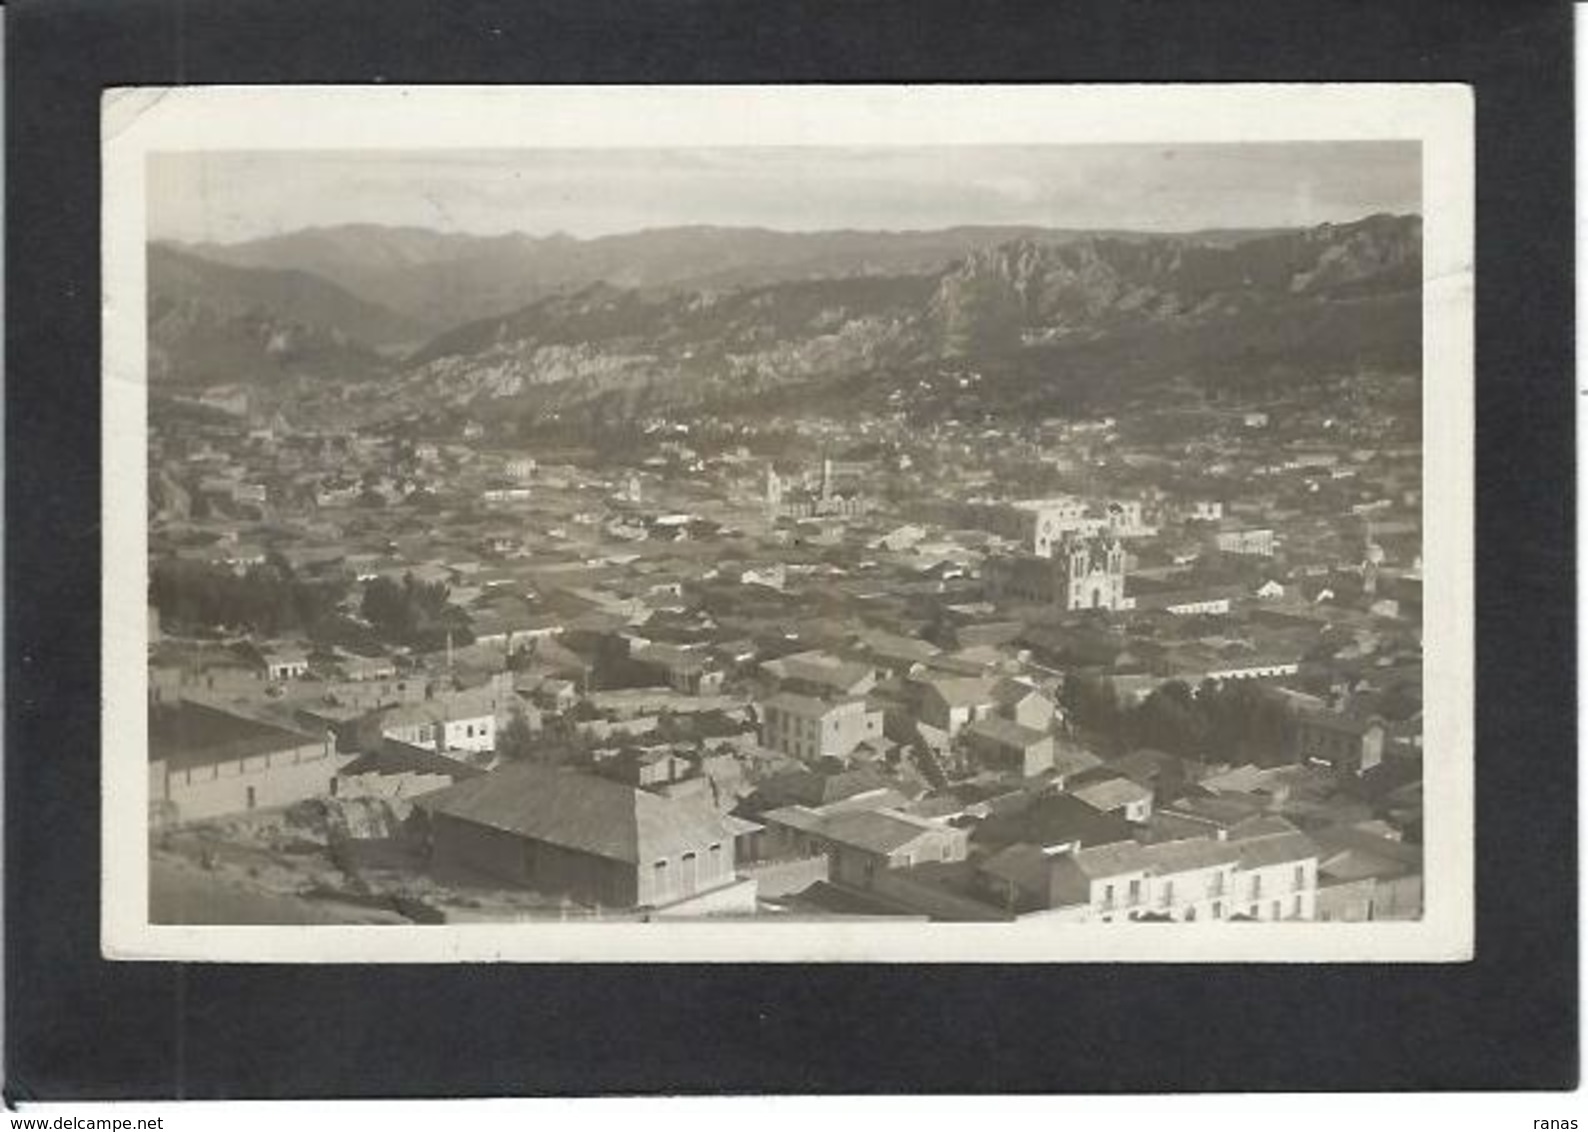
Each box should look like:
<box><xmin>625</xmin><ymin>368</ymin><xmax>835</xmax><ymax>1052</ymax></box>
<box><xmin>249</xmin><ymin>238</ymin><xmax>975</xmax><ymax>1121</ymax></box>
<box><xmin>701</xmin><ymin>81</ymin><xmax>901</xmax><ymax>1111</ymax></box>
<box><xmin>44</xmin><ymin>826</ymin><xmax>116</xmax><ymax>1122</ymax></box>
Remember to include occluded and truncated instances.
<box><xmin>1162</xmin><ymin>792</ymin><xmax>1265</xmax><ymax>829</ymax></box>
<box><xmin>820</xmin><ymin>809</ymin><xmax>944</xmax><ymax>855</ymax></box>
<box><xmin>761</xmin><ymin>691</ymin><xmax>856</xmax><ymax>719</ymax></box>
<box><xmin>1071</xmin><ymin>840</ymin><xmax>1152</xmax><ymax>878</ymax></box>
<box><xmin>920</xmin><ymin>675</ymin><xmax>999</xmax><ymax>708</ymax></box>
<box><xmin>971</xmin><ymin>792</ymin><xmax>1136</xmax><ymax>853</ymax></box>
<box><xmin>1140</xmin><ymin>837</ymin><xmax>1242</xmax><ymax>875</ymax></box>
<box><xmin>754</xmin><ymin>766</ymin><xmax>893</xmax><ymax>809</ymax></box>
<box><xmin>1108</xmin><ymin>748</ymin><xmax>1185</xmax><ymax>785</ymax></box>
<box><xmin>1233</xmin><ymin>829</ymin><xmax>1320</xmax><ymax>870</ymax></box>
<box><xmin>991</xmin><ymin>677</ymin><xmax>1051</xmax><ymax>707</ymax></box>
<box><xmin>979</xmin><ymin>843</ymin><xmax>1092</xmax><ymax>911</ymax></box>
<box><xmin>1051</xmin><ymin>741</ymin><xmax>1106</xmax><ymax>780</ymax></box>
<box><xmin>1069</xmin><ymin>775</ymin><xmax>1152</xmax><ymax>813</ymax></box>
<box><xmin>379</xmin><ymin>689</ymin><xmax>498</xmax><ymax>730</ymax></box>
<box><xmin>965</xmin><ymin>716</ymin><xmax>1050</xmax><ymax>750</ymax></box>
<box><xmin>416</xmin><ymin>764</ymin><xmax>734</xmax><ymax>865</ymax></box>
<box><xmin>340</xmin><ymin>738</ymin><xmax>486</xmax><ymax>782</ymax></box>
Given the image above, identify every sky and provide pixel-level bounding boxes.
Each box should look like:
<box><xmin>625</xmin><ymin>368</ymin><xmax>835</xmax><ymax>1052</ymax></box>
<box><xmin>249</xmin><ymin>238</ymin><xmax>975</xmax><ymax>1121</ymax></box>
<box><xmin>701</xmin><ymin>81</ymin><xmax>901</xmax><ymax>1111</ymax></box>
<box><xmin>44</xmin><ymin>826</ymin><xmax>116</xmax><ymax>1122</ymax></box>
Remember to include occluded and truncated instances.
<box><xmin>148</xmin><ymin>142</ymin><xmax>1420</xmax><ymax>244</ymax></box>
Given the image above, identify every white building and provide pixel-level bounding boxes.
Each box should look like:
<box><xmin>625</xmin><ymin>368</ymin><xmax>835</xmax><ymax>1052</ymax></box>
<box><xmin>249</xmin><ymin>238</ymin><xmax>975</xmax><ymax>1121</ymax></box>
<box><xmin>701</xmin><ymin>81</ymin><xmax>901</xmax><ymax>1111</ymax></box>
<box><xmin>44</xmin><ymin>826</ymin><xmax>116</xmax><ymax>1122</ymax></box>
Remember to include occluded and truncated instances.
<box><xmin>759</xmin><ymin>692</ymin><xmax>884</xmax><ymax>762</ymax></box>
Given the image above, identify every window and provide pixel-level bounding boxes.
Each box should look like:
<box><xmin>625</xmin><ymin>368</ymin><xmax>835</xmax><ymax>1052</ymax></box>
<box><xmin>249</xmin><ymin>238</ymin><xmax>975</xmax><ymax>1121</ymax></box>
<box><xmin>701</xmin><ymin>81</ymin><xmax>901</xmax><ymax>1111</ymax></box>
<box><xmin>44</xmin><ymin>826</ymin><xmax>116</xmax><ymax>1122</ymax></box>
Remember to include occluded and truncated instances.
<box><xmin>1161</xmin><ymin>879</ymin><xmax>1174</xmax><ymax>907</ymax></box>
<box><xmin>1293</xmin><ymin>894</ymin><xmax>1304</xmax><ymax>918</ymax></box>
<box><xmin>1293</xmin><ymin>864</ymin><xmax>1306</xmax><ymax>890</ymax></box>
<box><xmin>245</xmin><ymin>786</ymin><xmax>257</xmax><ymax>810</ymax></box>
<box><xmin>1251</xmin><ymin>874</ymin><xmax>1262</xmax><ymax>898</ymax></box>
<box><xmin>1102</xmin><ymin>883</ymin><xmax>1114</xmax><ymax>909</ymax></box>
<box><xmin>1127</xmin><ymin>879</ymin><xmax>1141</xmax><ymax>906</ymax></box>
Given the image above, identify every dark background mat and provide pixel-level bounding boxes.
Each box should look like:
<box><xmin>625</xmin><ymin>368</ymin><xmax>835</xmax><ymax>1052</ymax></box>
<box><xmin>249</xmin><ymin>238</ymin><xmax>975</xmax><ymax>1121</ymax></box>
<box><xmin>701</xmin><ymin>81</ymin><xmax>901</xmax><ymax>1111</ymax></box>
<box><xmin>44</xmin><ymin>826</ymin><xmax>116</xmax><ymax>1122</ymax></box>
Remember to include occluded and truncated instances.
<box><xmin>6</xmin><ymin>0</ymin><xmax>1576</xmax><ymax>1098</ymax></box>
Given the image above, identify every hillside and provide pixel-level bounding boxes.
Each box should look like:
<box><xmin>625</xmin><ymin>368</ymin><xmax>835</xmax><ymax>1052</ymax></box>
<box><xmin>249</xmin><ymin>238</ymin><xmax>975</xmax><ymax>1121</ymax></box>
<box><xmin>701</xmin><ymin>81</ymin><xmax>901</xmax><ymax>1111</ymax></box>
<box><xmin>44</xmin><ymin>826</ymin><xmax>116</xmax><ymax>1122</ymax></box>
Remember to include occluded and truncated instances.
<box><xmin>389</xmin><ymin>213</ymin><xmax>1421</xmax><ymax>427</ymax></box>
<box><xmin>174</xmin><ymin>222</ymin><xmax>1288</xmax><ymax>334</ymax></box>
<box><xmin>146</xmin><ymin>245</ymin><xmax>409</xmax><ymax>389</ymax></box>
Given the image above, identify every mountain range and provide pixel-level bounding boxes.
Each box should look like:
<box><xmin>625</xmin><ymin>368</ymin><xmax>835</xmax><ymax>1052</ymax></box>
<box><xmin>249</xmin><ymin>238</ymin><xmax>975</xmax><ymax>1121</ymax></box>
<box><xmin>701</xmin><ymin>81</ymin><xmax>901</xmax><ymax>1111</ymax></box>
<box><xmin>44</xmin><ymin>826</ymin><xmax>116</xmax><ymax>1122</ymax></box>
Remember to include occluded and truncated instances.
<box><xmin>147</xmin><ymin>214</ymin><xmax>1421</xmax><ymax>424</ymax></box>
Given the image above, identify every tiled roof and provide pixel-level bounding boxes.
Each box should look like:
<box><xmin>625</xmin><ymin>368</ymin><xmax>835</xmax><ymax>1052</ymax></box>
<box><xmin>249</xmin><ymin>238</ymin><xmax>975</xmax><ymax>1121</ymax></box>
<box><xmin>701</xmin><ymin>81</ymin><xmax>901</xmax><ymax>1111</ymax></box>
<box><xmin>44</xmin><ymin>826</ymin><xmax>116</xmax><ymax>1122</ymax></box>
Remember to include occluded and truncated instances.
<box><xmin>965</xmin><ymin>716</ymin><xmax>1050</xmax><ymax>750</ymax></box>
<box><xmin>416</xmin><ymin>764</ymin><xmax>734</xmax><ymax>865</ymax></box>
<box><xmin>820</xmin><ymin>809</ymin><xmax>941</xmax><ymax>855</ymax></box>
<box><xmin>1070</xmin><ymin>776</ymin><xmax>1152</xmax><ymax>813</ymax></box>
<box><xmin>761</xmin><ymin>691</ymin><xmax>848</xmax><ymax>719</ymax></box>
<box><xmin>340</xmin><ymin>738</ymin><xmax>486</xmax><ymax>782</ymax></box>
<box><xmin>921</xmin><ymin>675</ymin><xmax>999</xmax><ymax>708</ymax></box>
<box><xmin>1051</xmin><ymin>743</ymin><xmax>1106</xmax><ymax>779</ymax></box>
<box><xmin>1233</xmin><ymin>829</ymin><xmax>1319</xmax><ymax>870</ymax></box>
<box><xmin>1071</xmin><ymin>840</ymin><xmax>1152</xmax><ymax>878</ymax></box>
<box><xmin>1140</xmin><ymin>837</ymin><xmax>1242</xmax><ymax>875</ymax></box>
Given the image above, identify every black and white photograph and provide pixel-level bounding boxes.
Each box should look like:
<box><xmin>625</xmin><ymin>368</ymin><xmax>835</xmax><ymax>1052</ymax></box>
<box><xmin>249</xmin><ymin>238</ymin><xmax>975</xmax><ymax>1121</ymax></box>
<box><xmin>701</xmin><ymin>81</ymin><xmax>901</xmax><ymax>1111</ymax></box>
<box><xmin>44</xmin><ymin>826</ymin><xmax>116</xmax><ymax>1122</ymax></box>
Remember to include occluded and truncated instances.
<box><xmin>100</xmin><ymin>85</ymin><xmax>1474</xmax><ymax>961</ymax></box>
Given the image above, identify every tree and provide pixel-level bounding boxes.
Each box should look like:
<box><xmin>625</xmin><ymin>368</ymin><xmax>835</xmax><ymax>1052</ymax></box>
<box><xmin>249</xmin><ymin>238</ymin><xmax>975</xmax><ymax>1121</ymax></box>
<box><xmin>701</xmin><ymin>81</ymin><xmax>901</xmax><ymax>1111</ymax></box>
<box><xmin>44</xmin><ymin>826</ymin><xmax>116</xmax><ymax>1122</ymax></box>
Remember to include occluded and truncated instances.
<box><xmin>496</xmin><ymin>708</ymin><xmax>539</xmax><ymax>762</ymax></box>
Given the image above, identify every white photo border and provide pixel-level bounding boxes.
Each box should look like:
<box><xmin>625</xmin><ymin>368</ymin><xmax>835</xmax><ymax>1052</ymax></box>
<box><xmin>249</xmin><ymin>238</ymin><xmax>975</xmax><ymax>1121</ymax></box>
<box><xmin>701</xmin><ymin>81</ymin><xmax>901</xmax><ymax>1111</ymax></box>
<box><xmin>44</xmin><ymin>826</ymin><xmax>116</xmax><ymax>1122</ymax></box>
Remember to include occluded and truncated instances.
<box><xmin>102</xmin><ymin>83</ymin><xmax>1473</xmax><ymax>963</ymax></box>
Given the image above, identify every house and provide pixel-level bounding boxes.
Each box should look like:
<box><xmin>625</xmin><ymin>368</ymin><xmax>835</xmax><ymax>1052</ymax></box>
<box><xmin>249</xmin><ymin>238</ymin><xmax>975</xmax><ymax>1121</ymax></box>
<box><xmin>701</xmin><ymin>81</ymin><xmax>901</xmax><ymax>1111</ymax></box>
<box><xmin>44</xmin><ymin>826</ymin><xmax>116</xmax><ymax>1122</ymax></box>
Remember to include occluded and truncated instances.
<box><xmin>758</xmin><ymin>691</ymin><xmax>884</xmax><ymax>762</ymax></box>
<box><xmin>149</xmin><ymin>701</ymin><xmax>349</xmax><ymax>823</ymax></box>
<box><xmin>470</xmin><ymin>605</ymin><xmax>563</xmax><ymax>652</ymax></box>
<box><xmin>848</xmin><ymin>628</ymin><xmax>941</xmax><ymax>677</ymax></box>
<box><xmin>259</xmin><ymin>645</ymin><xmax>310</xmax><ymax>682</ymax></box>
<box><xmin>1214</xmin><ymin>526</ymin><xmax>1276</xmax><ymax>557</ymax></box>
<box><xmin>532</xmin><ymin>677</ymin><xmax>580</xmax><ymax>713</ymax></box>
<box><xmin>1050</xmin><ymin>740</ymin><xmax>1107</xmax><ymax>788</ymax></box>
<box><xmin>1294</xmin><ymin>710</ymin><xmax>1386</xmax><ymax>776</ymax></box>
<box><xmin>1229</xmin><ymin>822</ymin><xmax>1320</xmax><ymax>921</ymax></box>
<box><xmin>963</xmin><ymin>716</ymin><xmax>1055</xmax><ymax>777</ymax></box>
<box><xmin>415</xmin><ymin>764</ymin><xmax>754</xmax><ymax>912</ymax></box>
<box><xmin>978</xmin><ymin>832</ymin><xmax>1298</xmax><ymax>924</ymax></box>
<box><xmin>337</xmin><ymin>651</ymin><xmax>397</xmax><ymax>682</ymax></box>
<box><xmin>1312</xmin><ymin>825</ymin><xmax>1423</xmax><ymax>921</ymax></box>
<box><xmin>630</xmin><ymin>642</ymin><xmax>726</xmax><ymax>696</ymax></box>
<box><xmin>1067</xmin><ymin>773</ymin><xmax>1154</xmax><ymax>823</ymax></box>
<box><xmin>758</xmin><ymin>802</ymin><xmax>969</xmax><ymax>890</ymax></box>
<box><xmin>336</xmin><ymin>738</ymin><xmax>487</xmax><ymax>801</ymax></box>
<box><xmin>761</xmin><ymin>651</ymin><xmax>876</xmax><ymax>698</ymax></box>
<box><xmin>742</xmin><ymin>766</ymin><xmax>900</xmax><ymax>816</ymax></box>
<box><xmin>1152</xmin><ymin>793</ymin><xmax>1268</xmax><ymax>841</ymax></box>
<box><xmin>597</xmin><ymin>746</ymin><xmax>693</xmax><ymax>789</ymax></box>
<box><xmin>916</xmin><ymin>675</ymin><xmax>1000</xmax><ymax>736</ymax></box>
<box><xmin>970</xmin><ymin>792</ymin><xmax>1137</xmax><ymax>855</ymax></box>
<box><xmin>991</xmin><ymin>677</ymin><xmax>1057</xmax><ymax>731</ymax></box>
<box><xmin>379</xmin><ymin>688</ymin><xmax>500</xmax><ymax>755</ymax></box>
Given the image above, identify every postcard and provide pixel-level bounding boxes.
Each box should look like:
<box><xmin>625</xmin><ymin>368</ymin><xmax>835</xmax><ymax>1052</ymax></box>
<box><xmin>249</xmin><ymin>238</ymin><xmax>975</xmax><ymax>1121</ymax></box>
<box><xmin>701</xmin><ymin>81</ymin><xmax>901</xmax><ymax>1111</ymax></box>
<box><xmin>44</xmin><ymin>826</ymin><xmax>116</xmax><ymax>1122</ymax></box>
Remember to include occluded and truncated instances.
<box><xmin>101</xmin><ymin>84</ymin><xmax>1472</xmax><ymax>961</ymax></box>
